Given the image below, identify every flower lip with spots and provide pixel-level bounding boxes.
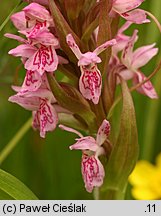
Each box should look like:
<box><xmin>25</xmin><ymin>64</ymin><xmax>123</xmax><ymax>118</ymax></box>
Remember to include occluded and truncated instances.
<box><xmin>66</xmin><ymin>34</ymin><xmax>116</xmax><ymax>104</ymax></box>
<box><xmin>8</xmin><ymin>42</ymin><xmax>59</xmax><ymax>76</ymax></box>
<box><xmin>59</xmin><ymin>119</ymin><xmax>111</xmax><ymax>192</ymax></box>
<box><xmin>9</xmin><ymin>76</ymin><xmax>58</xmax><ymax>138</ymax></box>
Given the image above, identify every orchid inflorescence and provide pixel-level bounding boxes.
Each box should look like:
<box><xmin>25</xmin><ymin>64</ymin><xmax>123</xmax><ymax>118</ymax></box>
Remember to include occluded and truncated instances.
<box><xmin>5</xmin><ymin>0</ymin><xmax>161</xmax><ymax>197</ymax></box>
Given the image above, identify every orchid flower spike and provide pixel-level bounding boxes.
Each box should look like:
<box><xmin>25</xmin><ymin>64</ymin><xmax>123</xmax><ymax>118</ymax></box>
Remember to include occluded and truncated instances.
<box><xmin>59</xmin><ymin>119</ymin><xmax>111</xmax><ymax>193</ymax></box>
<box><xmin>66</xmin><ymin>34</ymin><xmax>116</xmax><ymax>104</ymax></box>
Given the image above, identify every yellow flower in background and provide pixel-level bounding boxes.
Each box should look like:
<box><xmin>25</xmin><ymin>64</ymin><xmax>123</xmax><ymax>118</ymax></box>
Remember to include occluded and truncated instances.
<box><xmin>129</xmin><ymin>153</ymin><xmax>161</xmax><ymax>200</ymax></box>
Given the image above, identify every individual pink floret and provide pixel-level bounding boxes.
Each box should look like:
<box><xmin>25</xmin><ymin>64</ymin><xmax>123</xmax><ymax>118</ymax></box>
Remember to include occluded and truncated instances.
<box><xmin>120</xmin><ymin>30</ymin><xmax>158</xmax><ymax>98</ymax></box>
<box><xmin>59</xmin><ymin>119</ymin><xmax>111</xmax><ymax>192</ymax></box>
<box><xmin>9</xmin><ymin>75</ymin><xmax>58</xmax><ymax>138</ymax></box>
<box><xmin>66</xmin><ymin>34</ymin><xmax>116</xmax><ymax>104</ymax></box>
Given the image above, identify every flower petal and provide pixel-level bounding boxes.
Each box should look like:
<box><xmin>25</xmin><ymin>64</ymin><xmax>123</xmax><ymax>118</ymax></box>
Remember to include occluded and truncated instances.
<box><xmin>81</xmin><ymin>154</ymin><xmax>105</xmax><ymax>193</ymax></box>
<box><xmin>133</xmin><ymin>72</ymin><xmax>158</xmax><ymax>99</ymax></box>
<box><xmin>117</xmin><ymin>21</ymin><xmax>132</xmax><ymax>35</ymax></box>
<box><xmin>121</xmin><ymin>9</ymin><xmax>150</xmax><ymax>24</ymax></box>
<box><xmin>23</xmin><ymin>88</ymin><xmax>55</xmax><ymax>102</ymax></box>
<box><xmin>69</xmin><ymin>136</ymin><xmax>98</xmax><ymax>152</ymax></box>
<box><xmin>66</xmin><ymin>34</ymin><xmax>82</xmax><ymax>59</ymax></box>
<box><xmin>119</xmin><ymin>69</ymin><xmax>134</xmax><ymax>82</ymax></box>
<box><xmin>132</xmin><ymin>44</ymin><xmax>158</xmax><ymax>69</ymax></box>
<box><xmin>33</xmin><ymin>99</ymin><xmax>58</xmax><ymax>138</ymax></box>
<box><xmin>129</xmin><ymin>160</ymin><xmax>161</xmax><ymax>199</ymax></box>
<box><xmin>113</xmin><ymin>0</ymin><xmax>144</xmax><ymax>14</ymax></box>
<box><xmin>113</xmin><ymin>21</ymin><xmax>133</xmax><ymax>55</ymax></box>
<box><xmin>4</xmin><ymin>33</ymin><xmax>27</xmax><ymax>43</ymax></box>
<box><xmin>23</xmin><ymin>3</ymin><xmax>52</xmax><ymax>23</ymax></box>
<box><xmin>10</xmin><ymin>11</ymin><xmax>27</xmax><ymax>30</ymax></box>
<box><xmin>20</xmin><ymin>70</ymin><xmax>42</xmax><ymax>93</ymax></box>
<box><xmin>21</xmin><ymin>21</ymin><xmax>58</xmax><ymax>46</ymax></box>
<box><xmin>131</xmin><ymin>187</ymin><xmax>161</xmax><ymax>200</ymax></box>
<box><xmin>79</xmin><ymin>64</ymin><xmax>102</xmax><ymax>104</ymax></box>
<box><xmin>25</xmin><ymin>45</ymin><xmax>58</xmax><ymax>75</ymax></box>
<box><xmin>28</xmin><ymin>29</ymin><xmax>59</xmax><ymax>46</ymax></box>
<box><xmin>59</xmin><ymin>124</ymin><xmax>83</xmax><ymax>138</ymax></box>
<box><xmin>78</xmin><ymin>52</ymin><xmax>101</xmax><ymax>66</ymax></box>
<box><xmin>96</xmin><ymin>119</ymin><xmax>110</xmax><ymax>146</ymax></box>
<box><xmin>8</xmin><ymin>44</ymin><xmax>37</xmax><ymax>58</ymax></box>
<box><xmin>121</xmin><ymin>30</ymin><xmax>138</xmax><ymax>68</ymax></box>
<box><xmin>129</xmin><ymin>160</ymin><xmax>158</xmax><ymax>187</ymax></box>
<box><xmin>94</xmin><ymin>39</ymin><xmax>117</xmax><ymax>55</ymax></box>
<box><xmin>8</xmin><ymin>94</ymin><xmax>40</xmax><ymax>111</ymax></box>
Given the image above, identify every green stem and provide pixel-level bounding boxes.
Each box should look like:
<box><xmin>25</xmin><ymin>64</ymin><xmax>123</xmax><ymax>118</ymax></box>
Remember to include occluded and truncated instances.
<box><xmin>0</xmin><ymin>1</ymin><xmax>23</xmax><ymax>32</ymax></box>
<box><xmin>100</xmin><ymin>188</ymin><xmax>126</xmax><ymax>200</ymax></box>
<box><xmin>0</xmin><ymin>118</ymin><xmax>32</xmax><ymax>164</ymax></box>
<box><xmin>100</xmin><ymin>183</ymin><xmax>128</xmax><ymax>200</ymax></box>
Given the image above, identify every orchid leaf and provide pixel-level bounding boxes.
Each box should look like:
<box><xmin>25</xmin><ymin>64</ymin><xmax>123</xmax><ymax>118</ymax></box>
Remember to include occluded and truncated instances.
<box><xmin>101</xmin><ymin>78</ymin><xmax>139</xmax><ymax>198</ymax></box>
<box><xmin>64</xmin><ymin>0</ymin><xmax>85</xmax><ymax>21</ymax></box>
<box><xmin>0</xmin><ymin>169</ymin><xmax>38</xmax><ymax>200</ymax></box>
<box><xmin>81</xmin><ymin>3</ymin><xmax>100</xmax><ymax>43</ymax></box>
<box><xmin>49</xmin><ymin>0</ymin><xmax>81</xmax><ymax>63</ymax></box>
<box><xmin>97</xmin><ymin>0</ymin><xmax>112</xmax><ymax>75</ymax></box>
<box><xmin>84</xmin><ymin>0</ymin><xmax>96</xmax><ymax>13</ymax></box>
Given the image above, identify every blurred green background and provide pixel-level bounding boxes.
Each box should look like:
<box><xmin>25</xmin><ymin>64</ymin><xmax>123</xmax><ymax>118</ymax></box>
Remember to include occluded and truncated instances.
<box><xmin>0</xmin><ymin>0</ymin><xmax>161</xmax><ymax>200</ymax></box>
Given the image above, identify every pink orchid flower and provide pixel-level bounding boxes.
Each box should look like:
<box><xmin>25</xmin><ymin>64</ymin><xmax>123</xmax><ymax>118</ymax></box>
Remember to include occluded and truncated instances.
<box><xmin>20</xmin><ymin>70</ymin><xmax>42</xmax><ymax>94</ymax></box>
<box><xmin>59</xmin><ymin>119</ymin><xmax>111</xmax><ymax>192</ymax></box>
<box><xmin>10</xmin><ymin>3</ymin><xmax>55</xmax><ymax>45</ymax></box>
<box><xmin>66</xmin><ymin>34</ymin><xmax>116</xmax><ymax>104</ymax></box>
<box><xmin>7</xmin><ymin>40</ymin><xmax>59</xmax><ymax>75</ymax></box>
<box><xmin>23</xmin><ymin>3</ymin><xmax>52</xmax><ymax>24</ymax></box>
<box><xmin>10</xmin><ymin>11</ymin><xmax>28</xmax><ymax>30</ymax></box>
<box><xmin>111</xmin><ymin>0</ymin><xmax>150</xmax><ymax>24</ymax></box>
<box><xmin>11</xmin><ymin>3</ymin><xmax>53</xmax><ymax>30</ymax></box>
<box><xmin>110</xmin><ymin>21</ymin><xmax>138</xmax><ymax>70</ymax></box>
<box><xmin>120</xmin><ymin>30</ymin><xmax>158</xmax><ymax>99</ymax></box>
<box><xmin>112</xmin><ymin>21</ymin><xmax>133</xmax><ymax>56</ymax></box>
<box><xmin>9</xmin><ymin>76</ymin><xmax>58</xmax><ymax>138</ymax></box>
<box><xmin>17</xmin><ymin>70</ymin><xmax>51</xmax><ymax>95</ymax></box>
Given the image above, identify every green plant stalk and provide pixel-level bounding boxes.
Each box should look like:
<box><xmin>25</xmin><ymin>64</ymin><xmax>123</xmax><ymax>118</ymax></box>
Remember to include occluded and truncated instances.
<box><xmin>100</xmin><ymin>185</ymin><xmax>127</xmax><ymax>200</ymax></box>
<box><xmin>0</xmin><ymin>118</ymin><xmax>32</xmax><ymax>164</ymax></box>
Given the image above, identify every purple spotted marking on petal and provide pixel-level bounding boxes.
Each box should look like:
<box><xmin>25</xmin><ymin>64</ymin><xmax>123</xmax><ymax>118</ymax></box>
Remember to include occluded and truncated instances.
<box><xmin>24</xmin><ymin>45</ymin><xmax>58</xmax><ymax>75</ymax></box>
<box><xmin>80</xmin><ymin>65</ymin><xmax>102</xmax><ymax>104</ymax></box>
<box><xmin>96</xmin><ymin>119</ymin><xmax>111</xmax><ymax>146</ymax></box>
<box><xmin>33</xmin><ymin>46</ymin><xmax>54</xmax><ymax>71</ymax></box>
<box><xmin>33</xmin><ymin>99</ymin><xmax>58</xmax><ymax>138</ymax></box>
<box><xmin>25</xmin><ymin>70</ymin><xmax>39</xmax><ymax>86</ymax></box>
<box><xmin>27</xmin><ymin>21</ymin><xmax>47</xmax><ymax>38</ymax></box>
<box><xmin>82</xmin><ymin>154</ymin><xmax>105</xmax><ymax>193</ymax></box>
